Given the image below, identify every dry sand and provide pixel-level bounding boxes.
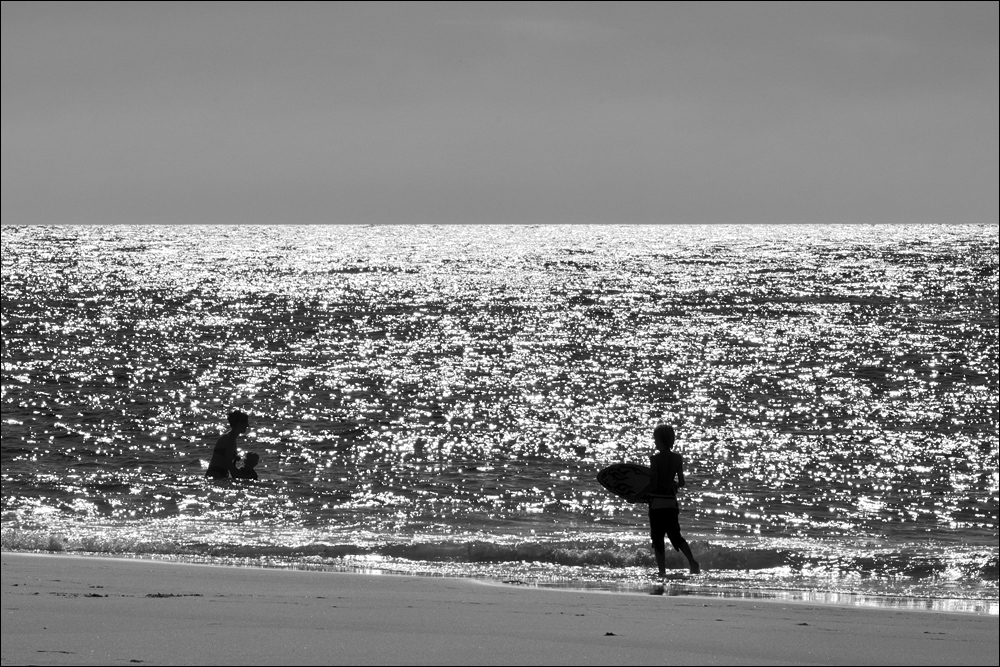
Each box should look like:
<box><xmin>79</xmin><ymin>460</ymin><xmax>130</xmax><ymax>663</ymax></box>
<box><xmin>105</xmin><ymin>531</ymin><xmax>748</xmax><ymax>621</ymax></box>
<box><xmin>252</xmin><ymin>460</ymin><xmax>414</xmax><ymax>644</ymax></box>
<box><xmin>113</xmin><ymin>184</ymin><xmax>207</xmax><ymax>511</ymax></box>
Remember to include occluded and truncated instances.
<box><xmin>2</xmin><ymin>553</ymin><xmax>996</xmax><ymax>665</ymax></box>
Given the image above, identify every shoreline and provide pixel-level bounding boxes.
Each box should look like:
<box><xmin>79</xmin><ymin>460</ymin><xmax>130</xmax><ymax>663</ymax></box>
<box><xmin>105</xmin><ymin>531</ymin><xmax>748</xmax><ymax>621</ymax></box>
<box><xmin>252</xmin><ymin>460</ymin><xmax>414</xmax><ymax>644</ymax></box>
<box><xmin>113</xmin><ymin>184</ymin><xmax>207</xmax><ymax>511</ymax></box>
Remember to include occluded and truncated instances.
<box><xmin>516</xmin><ymin>580</ymin><xmax>999</xmax><ymax>616</ymax></box>
<box><xmin>4</xmin><ymin>547</ymin><xmax>996</xmax><ymax>616</ymax></box>
<box><xmin>3</xmin><ymin>552</ymin><xmax>997</xmax><ymax>665</ymax></box>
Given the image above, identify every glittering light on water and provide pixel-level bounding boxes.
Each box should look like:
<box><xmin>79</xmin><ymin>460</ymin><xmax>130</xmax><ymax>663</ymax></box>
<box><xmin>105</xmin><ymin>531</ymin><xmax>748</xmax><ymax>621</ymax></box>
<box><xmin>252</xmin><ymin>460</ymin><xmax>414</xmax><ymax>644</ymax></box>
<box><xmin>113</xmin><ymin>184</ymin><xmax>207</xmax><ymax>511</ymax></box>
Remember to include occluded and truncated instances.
<box><xmin>2</xmin><ymin>225</ymin><xmax>997</xmax><ymax>604</ymax></box>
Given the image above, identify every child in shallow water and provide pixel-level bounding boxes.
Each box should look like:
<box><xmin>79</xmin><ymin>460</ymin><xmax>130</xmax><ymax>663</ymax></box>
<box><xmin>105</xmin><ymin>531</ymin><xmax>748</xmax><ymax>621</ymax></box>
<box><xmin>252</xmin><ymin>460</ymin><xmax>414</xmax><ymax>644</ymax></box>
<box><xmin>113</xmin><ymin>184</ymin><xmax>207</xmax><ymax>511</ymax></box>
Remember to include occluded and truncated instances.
<box><xmin>645</xmin><ymin>424</ymin><xmax>699</xmax><ymax>576</ymax></box>
<box><xmin>236</xmin><ymin>452</ymin><xmax>259</xmax><ymax>480</ymax></box>
<box><xmin>206</xmin><ymin>410</ymin><xmax>249</xmax><ymax>479</ymax></box>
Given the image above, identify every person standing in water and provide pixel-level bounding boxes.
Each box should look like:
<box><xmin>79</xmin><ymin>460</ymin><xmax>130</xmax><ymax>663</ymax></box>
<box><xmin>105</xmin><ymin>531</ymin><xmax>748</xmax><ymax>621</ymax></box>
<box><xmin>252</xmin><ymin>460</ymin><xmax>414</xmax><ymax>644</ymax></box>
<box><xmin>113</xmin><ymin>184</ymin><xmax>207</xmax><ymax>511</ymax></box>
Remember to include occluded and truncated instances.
<box><xmin>205</xmin><ymin>410</ymin><xmax>249</xmax><ymax>480</ymax></box>
<box><xmin>644</xmin><ymin>424</ymin><xmax>700</xmax><ymax>576</ymax></box>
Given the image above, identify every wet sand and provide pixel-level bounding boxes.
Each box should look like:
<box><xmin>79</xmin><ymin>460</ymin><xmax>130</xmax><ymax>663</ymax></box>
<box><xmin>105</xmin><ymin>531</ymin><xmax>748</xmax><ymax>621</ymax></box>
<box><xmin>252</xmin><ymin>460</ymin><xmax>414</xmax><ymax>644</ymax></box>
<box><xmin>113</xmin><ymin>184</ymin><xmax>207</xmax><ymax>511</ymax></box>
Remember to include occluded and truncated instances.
<box><xmin>2</xmin><ymin>553</ymin><xmax>996</xmax><ymax>665</ymax></box>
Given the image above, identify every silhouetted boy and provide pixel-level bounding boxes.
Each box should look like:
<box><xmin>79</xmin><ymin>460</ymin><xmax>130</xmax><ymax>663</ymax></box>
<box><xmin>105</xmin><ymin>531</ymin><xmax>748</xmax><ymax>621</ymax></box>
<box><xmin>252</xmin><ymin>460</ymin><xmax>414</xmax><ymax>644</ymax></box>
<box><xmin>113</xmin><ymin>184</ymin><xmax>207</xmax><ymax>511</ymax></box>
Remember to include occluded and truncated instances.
<box><xmin>206</xmin><ymin>410</ymin><xmax>249</xmax><ymax>479</ymax></box>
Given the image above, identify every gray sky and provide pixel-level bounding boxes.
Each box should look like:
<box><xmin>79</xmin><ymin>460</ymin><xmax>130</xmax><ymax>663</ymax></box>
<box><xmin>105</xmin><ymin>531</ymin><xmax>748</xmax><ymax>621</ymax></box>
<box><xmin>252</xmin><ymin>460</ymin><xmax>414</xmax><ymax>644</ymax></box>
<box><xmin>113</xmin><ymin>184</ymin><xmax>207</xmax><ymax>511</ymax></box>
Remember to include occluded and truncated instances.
<box><xmin>2</xmin><ymin>1</ymin><xmax>997</xmax><ymax>224</ymax></box>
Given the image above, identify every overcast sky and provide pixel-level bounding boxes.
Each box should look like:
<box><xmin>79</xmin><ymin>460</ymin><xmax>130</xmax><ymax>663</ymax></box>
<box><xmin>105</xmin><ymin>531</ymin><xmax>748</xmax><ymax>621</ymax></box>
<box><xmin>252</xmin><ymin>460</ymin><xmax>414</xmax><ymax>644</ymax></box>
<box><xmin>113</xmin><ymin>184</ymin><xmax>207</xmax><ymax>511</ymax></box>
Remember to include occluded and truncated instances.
<box><xmin>2</xmin><ymin>1</ymin><xmax>997</xmax><ymax>225</ymax></box>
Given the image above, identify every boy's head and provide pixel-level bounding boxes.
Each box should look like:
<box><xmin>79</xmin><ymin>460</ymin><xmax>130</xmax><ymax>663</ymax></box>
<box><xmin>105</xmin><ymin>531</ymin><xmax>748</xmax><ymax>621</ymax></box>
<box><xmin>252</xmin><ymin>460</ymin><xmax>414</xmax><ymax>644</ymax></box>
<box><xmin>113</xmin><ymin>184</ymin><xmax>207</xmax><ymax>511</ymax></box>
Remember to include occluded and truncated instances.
<box><xmin>243</xmin><ymin>452</ymin><xmax>260</xmax><ymax>469</ymax></box>
<box><xmin>228</xmin><ymin>410</ymin><xmax>250</xmax><ymax>432</ymax></box>
<box><xmin>653</xmin><ymin>424</ymin><xmax>675</xmax><ymax>451</ymax></box>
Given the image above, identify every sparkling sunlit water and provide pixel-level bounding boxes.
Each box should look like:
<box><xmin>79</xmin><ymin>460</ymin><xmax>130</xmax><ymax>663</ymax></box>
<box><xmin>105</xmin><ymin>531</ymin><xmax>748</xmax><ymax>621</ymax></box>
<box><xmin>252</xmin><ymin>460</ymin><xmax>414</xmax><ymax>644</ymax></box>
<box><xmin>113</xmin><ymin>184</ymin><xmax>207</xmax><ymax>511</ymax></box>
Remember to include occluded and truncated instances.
<box><xmin>2</xmin><ymin>225</ymin><xmax>997</xmax><ymax>613</ymax></box>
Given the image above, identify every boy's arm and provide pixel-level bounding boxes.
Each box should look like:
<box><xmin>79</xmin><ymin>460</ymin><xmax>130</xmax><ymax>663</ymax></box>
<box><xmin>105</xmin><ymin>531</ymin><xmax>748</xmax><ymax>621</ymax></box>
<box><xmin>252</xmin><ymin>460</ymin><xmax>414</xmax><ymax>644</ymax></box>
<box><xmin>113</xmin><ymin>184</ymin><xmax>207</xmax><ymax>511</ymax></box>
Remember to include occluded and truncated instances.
<box><xmin>626</xmin><ymin>458</ymin><xmax>657</xmax><ymax>502</ymax></box>
<box><xmin>625</xmin><ymin>479</ymin><xmax>652</xmax><ymax>503</ymax></box>
<box><xmin>225</xmin><ymin>437</ymin><xmax>240</xmax><ymax>477</ymax></box>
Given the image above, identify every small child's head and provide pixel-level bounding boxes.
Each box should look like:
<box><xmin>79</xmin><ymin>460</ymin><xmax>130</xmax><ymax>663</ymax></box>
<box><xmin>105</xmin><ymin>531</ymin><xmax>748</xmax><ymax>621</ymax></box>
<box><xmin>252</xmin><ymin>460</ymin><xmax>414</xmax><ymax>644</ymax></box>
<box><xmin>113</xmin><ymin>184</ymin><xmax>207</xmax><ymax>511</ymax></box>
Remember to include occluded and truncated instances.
<box><xmin>243</xmin><ymin>452</ymin><xmax>260</xmax><ymax>469</ymax></box>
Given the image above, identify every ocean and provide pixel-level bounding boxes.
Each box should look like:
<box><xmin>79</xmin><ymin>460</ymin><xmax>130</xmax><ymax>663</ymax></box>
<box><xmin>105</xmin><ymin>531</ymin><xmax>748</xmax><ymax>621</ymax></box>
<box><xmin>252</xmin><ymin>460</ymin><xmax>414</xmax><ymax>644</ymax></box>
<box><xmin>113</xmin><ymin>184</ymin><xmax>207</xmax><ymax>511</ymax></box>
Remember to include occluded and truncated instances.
<box><xmin>2</xmin><ymin>224</ymin><xmax>997</xmax><ymax>614</ymax></box>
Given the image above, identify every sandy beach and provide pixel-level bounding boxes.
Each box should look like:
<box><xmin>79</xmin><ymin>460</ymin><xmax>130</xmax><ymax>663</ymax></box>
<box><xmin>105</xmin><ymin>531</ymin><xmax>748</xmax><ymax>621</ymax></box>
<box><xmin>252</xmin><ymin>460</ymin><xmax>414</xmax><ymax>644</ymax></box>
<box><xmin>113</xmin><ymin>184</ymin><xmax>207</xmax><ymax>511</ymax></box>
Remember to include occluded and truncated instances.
<box><xmin>1</xmin><ymin>553</ymin><xmax>996</xmax><ymax>666</ymax></box>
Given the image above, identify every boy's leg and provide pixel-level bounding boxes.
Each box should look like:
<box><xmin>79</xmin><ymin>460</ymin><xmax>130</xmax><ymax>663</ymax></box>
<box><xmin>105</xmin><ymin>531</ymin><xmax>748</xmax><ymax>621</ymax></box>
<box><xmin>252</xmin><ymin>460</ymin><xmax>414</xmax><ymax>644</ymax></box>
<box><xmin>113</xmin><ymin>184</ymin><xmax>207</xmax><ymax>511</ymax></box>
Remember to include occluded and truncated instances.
<box><xmin>649</xmin><ymin>510</ymin><xmax>668</xmax><ymax>578</ymax></box>
<box><xmin>666</xmin><ymin>510</ymin><xmax>700</xmax><ymax>574</ymax></box>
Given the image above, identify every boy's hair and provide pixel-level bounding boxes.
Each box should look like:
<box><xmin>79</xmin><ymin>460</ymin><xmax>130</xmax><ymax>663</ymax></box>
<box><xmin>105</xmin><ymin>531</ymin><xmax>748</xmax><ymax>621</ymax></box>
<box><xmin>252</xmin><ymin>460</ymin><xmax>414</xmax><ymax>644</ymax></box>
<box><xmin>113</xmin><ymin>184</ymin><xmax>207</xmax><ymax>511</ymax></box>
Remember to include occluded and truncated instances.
<box><xmin>653</xmin><ymin>424</ymin><xmax>675</xmax><ymax>448</ymax></box>
<box><xmin>228</xmin><ymin>410</ymin><xmax>249</xmax><ymax>428</ymax></box>
<box><xmin>244</xmin><ymin>452</ymin><xmax>260</xmax><ymax>467</ymax></box>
